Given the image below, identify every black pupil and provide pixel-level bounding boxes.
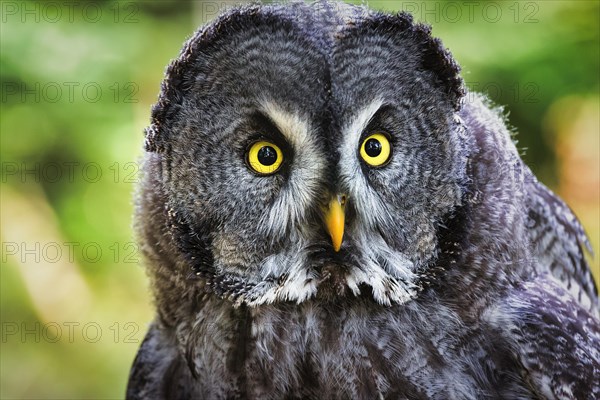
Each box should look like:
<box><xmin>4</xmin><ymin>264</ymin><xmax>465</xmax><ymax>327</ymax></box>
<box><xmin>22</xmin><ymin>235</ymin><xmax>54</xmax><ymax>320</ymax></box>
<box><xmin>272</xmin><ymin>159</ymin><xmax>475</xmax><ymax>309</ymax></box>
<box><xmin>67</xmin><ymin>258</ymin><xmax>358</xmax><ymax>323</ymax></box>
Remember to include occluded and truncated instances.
<box><xmin>257</xmin><ymin>146</ymin><xmax>278</xmax><ymax>166</ymax></box>
<box><xmin>365</xmin><ymin>138</ymin><xmax>382</xmax><ymax>157</ymax></box>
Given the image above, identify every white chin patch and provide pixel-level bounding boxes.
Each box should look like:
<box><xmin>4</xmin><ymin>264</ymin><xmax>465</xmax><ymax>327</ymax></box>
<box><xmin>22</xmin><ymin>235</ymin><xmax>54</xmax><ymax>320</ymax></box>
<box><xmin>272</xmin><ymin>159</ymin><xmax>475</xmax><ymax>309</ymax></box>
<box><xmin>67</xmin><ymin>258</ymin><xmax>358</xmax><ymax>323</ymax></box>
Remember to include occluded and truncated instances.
<box><xmin>239</xmin><ymin>255</ymin><xmax>419</xmax><ymax>307</ymax></box>
<box><xmin>344</xmin><ymin>264</ymin><xmax>419</xmax><ymax>306</ymax></box>
<box><xmin>241</xmin><ymin>271</ymin><xmax>418</xmax><ymax>307</ymax></box>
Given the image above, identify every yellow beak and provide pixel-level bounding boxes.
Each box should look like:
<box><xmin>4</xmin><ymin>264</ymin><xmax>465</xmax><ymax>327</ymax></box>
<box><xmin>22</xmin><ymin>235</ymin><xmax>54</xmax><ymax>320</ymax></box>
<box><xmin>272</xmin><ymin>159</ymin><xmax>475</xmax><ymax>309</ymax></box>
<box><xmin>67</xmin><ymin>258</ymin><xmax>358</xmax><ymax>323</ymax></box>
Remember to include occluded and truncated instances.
<box><xmin>324</xmin><ymin>194</ymin><xmax>346</xmax><ymax>252</ymax></box>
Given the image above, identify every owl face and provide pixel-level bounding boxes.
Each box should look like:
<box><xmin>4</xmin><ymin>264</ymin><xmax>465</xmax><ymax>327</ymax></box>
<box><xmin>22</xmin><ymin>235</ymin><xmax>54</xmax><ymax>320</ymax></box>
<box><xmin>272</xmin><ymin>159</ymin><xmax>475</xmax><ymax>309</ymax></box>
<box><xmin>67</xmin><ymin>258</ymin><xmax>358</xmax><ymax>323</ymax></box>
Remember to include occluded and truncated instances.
<box><xmin>147</xmin><ymin>3</ymin><xmax>468</xmax><ymax>306</ymax></box>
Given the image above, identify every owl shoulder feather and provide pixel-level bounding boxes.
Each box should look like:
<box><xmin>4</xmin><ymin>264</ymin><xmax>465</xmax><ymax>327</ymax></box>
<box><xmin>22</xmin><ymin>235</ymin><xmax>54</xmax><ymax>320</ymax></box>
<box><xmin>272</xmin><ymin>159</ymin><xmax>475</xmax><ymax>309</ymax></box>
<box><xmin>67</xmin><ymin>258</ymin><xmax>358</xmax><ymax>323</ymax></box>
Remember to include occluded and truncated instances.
<box><xmin>460</xmin><ymin>93</ymin><xmax>598</xmax><ymax>315</ymax></box>
<box><xmin>484</xmin><ymin>278</ymin><xmax>600</xmax><ymax>399</ymax></box>
<box><xmin>126</xmin><ymin>323</ymin><xmax>197</xmax><ymax>399</ymax></box>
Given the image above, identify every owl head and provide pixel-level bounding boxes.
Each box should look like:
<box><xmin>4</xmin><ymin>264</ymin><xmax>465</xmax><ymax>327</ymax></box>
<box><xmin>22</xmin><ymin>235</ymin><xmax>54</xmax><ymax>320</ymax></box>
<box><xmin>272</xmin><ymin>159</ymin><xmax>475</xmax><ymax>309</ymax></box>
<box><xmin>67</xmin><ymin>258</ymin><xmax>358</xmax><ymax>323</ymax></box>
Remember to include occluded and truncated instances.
<box><xmin>138</xmin><ymin>1</ymin><xmax>469</xmax><ymax>309</ymax></box>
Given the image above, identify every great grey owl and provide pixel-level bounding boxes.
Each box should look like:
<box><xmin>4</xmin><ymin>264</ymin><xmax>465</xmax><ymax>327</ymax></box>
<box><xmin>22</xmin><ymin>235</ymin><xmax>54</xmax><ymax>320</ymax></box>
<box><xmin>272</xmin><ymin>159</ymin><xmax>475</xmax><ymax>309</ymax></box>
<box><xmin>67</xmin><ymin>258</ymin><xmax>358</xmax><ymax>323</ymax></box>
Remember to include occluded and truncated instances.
<box><xmin>127</xmin><ymin>1</ymin><xmax>600</xmax><ymax>399</ymax></box>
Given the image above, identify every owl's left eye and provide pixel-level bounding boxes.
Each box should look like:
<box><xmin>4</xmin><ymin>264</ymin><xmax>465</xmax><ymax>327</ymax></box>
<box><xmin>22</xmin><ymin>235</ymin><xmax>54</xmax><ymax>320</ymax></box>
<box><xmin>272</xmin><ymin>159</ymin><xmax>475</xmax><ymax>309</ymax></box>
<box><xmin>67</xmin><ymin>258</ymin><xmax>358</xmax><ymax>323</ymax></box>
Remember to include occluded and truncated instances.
<box><xmin>246</xmin><ymin>141</ymin><xmax>284</xmax><ymax>175</ymax></box>
<box><xmin>360</xmin><ymin>133</ymin><xmax>391</xmax><ymax>167</ymax></box>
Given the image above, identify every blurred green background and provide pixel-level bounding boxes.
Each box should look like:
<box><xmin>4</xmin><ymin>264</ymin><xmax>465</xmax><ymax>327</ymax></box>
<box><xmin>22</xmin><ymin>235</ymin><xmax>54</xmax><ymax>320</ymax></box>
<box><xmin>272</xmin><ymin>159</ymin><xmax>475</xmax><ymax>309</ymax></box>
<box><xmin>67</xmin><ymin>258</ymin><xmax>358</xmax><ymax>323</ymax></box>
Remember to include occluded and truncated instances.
<box><xmin>1</xmin><ymin>0</ymin><xmax>598</xmax><ymax>398</ymax></box>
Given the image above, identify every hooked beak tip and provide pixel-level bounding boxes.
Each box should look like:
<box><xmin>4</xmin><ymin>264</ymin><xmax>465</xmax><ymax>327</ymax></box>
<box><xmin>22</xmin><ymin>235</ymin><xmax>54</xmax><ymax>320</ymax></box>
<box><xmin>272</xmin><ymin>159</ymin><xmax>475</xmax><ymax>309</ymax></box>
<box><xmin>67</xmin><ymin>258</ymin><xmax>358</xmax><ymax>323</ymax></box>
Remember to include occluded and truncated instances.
<box><xmin>324</xmin><ymin>195</ymin><xmax>346</xmax><ymax>252</ymax></box>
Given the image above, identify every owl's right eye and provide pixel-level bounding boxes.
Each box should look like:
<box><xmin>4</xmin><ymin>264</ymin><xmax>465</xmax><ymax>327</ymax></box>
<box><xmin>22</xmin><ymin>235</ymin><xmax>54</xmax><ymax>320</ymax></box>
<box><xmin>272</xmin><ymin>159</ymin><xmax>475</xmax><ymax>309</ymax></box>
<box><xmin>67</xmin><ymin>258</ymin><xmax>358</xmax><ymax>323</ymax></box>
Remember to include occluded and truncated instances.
<box><xmin>360</xmin><ymin>133</ymin><xmax>391</xmax><ymax>167</ymax></box>
<box><xmin>246</xmin><ymin>141</ymin><xmax>284</xmax><ymax>175</ymax></box>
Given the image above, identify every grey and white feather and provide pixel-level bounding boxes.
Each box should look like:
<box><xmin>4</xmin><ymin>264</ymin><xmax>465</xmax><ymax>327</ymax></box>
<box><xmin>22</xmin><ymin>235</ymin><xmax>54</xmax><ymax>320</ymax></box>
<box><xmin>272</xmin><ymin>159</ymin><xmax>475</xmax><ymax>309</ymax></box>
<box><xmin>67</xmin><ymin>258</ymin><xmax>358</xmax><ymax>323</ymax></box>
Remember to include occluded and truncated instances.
<box><xmin>127</xmin><ymin>1</ymin><xmax>599</xmax><ymax>399</ymax></box>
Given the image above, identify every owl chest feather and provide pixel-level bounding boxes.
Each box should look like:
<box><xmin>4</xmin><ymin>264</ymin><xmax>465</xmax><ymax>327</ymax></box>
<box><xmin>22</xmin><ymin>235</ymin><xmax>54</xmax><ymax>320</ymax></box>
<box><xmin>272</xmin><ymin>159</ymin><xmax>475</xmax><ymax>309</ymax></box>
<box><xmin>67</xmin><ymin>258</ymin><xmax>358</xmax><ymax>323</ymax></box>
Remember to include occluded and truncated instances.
<box><xmin>180</xmin><ymin>296</ymin><xmax>536</xmax><ymax>399</ymax></box>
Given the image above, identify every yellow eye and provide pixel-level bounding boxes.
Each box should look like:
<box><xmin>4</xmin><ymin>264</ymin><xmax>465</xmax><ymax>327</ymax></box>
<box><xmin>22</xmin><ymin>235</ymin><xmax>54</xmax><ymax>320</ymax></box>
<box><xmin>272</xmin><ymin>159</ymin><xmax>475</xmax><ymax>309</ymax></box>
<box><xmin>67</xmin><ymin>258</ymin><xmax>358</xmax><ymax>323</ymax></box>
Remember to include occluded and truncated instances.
<box><xmin>247</xmin><ymin>141</ymin><xmax>283</xmax><ymax>175</ymax></box>
<box><xmin>360</xmin><ymin>133</ymin><xmax>391</xmax><ymax>167</ymax></box>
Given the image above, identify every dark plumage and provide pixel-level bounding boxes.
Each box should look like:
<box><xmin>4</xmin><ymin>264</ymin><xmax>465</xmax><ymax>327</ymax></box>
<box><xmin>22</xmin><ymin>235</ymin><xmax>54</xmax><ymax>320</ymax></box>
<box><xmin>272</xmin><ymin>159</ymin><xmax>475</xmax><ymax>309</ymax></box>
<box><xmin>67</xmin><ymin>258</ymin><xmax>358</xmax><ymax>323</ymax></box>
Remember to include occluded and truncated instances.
<box><xmin>127</xmin><ymin>2</ymin><xmax>599</xmax><ymax>399</ymax></box>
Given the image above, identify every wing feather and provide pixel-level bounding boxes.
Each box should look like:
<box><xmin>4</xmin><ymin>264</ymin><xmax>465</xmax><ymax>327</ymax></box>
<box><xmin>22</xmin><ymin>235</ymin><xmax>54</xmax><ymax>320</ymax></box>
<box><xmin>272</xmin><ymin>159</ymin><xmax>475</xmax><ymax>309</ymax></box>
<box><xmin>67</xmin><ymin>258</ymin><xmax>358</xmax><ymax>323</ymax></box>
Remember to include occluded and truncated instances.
<box><xmin>126</xmin><ymin>323</ymin><xmax>195</xmax><ymax>400</ymax></box>
<box><xmin>490</xmin><ymin>278</ymin><xmax>600</xmax><ymax>399</ymax></box>
<box><xmin>524</xmin><ymin>169</ymin><xmax>598</xmax><ymax>314</ymax></box>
